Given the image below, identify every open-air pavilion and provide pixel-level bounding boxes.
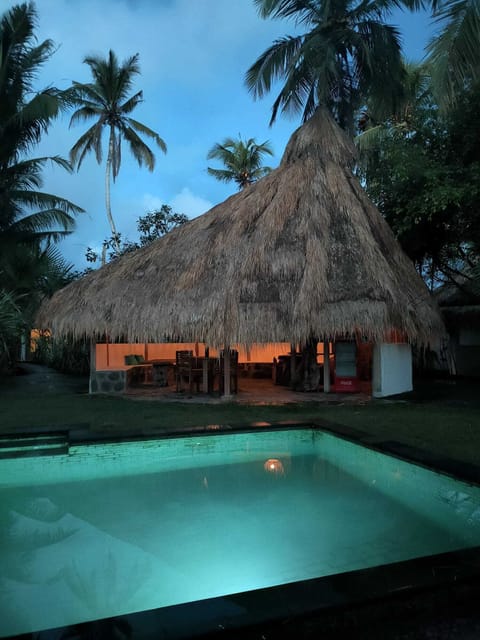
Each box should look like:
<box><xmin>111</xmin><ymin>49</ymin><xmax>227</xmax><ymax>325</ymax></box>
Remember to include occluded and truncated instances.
<box><xmin>37</xmin><ymin>108</ymin><xmax>444</xmax><ymax>399</ymax></box>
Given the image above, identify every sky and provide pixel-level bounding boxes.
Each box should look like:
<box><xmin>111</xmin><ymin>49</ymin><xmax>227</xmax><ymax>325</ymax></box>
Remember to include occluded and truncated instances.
<box><xmin>2</xmin><ymin>0</ymin><xmax>434</xmax><ymax>269</ymax></box>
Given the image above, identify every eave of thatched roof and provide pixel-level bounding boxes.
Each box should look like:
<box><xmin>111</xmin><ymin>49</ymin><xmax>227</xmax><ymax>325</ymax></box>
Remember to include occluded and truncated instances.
<box><xmin>37</xmin><ymin>108</ymin><xmax>444</xmax><ymax>347</ymax></box>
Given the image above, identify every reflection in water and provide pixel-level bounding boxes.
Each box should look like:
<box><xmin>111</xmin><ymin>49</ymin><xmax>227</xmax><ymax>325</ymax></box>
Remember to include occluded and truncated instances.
<box><xmin>263</xmin><ymin>459</ymin><xmax>285</xmax><ymax>475</ymax></box>
<box><xmin>0</xmin><ymin>496</ymin><xmax>76</xmax><ymax>634</ymax></box>
<box><xmin>0</xmin><ymin>495</ymin><xmax>153</xmax><ymax>637</ymax></box>
<box><xmin>62</xmin><ymin>551</ymin><xmax>152</xmax><ymax>618</ymax></box>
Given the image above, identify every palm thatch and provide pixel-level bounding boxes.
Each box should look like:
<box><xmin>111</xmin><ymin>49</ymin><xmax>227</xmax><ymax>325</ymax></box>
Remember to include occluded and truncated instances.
<box><xmin>37</xmin><ymin>108</ymin><xmax>444</xmax><ymax>346</ymax></box>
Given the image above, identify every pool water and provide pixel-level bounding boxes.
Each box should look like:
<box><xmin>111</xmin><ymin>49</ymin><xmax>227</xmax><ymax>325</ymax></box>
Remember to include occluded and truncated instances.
<box><xmin>1</xmin><ymin>428</ymin><xmax>480</xmax><ymax>637</ymax></box>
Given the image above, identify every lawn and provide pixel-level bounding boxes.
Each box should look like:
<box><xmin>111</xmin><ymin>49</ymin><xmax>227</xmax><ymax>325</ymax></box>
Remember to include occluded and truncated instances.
<box><xmin>1</xmin><ymin>373</ymin><xmax>480</xmax><ymax>468</ymax></box>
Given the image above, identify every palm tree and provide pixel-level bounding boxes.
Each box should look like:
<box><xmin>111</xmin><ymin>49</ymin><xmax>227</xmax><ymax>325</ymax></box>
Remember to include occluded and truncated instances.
<box><xmin>426</xmin><ymin>0</ymin><xmax>480</xmax><ymax>109</ymax></box>
<box><xmin>0</xmin><ymin>3</ymin><xmax>82</xmax><ymax>370</ymax></box>
<box><xmin>207</xmin><ymin>136</ymin><xmax>274</xmax><ymax>189</ymax></box>
<box><xmin>69</xmin><ymin>50</ymin><xmax>167</xmax><ymax>252</ymax></box>
<box><xmin>245</xmin><ymin>0</ymin><xmax>411</xmax><ymax>133</ymax></box>
<box><xmin>0</xmin><ymin>2</ymin><xmax>81</xmax><ymax>240</ymax></box>
<box><xmin>0</xmin><ymin>2</ymin><xmax>67</xmax><ymax>168</ymax></box>
<box><xmin>356</xmin><ymin>60</ymin><xmax>432</xmax><ymax>152</ymax></box>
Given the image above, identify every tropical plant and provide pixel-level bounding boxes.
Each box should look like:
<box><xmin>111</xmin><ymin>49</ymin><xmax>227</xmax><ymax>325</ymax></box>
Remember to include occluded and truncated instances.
<box><xmin>84</xmin><ymin>205</ymin><xmax>188</xmax><ymax>264</ymax></box>
<box><xmin>0</xmin><ymin>3</ymin><xmax>82</xmax><ymax>370</ymax></box>
<box><xmin>0</xmin><ymin>290</ymin><xmax>24</xmax><ymax>374</ymax></box>
<box><xmin>32</xmin><ymin>333</ymin><xmax>90</xmax><ymax>375</ymax></box>
<box><xmin>69</xmin><ymin>50</ymin><xmax>167</xmax><ymax>252</ymax></box>
<box><xmin>426</xmin><ymin>0</ymin><xmax>480</xmax><ymax>109</ymax></box>
<box><xmin>137</xmin><ymin>205</ymin><xmax>188</xmax><ymax>245</ymax></box>
<box><xmin>356</xmin><ymin>61</ymin><xmax>432</xmax><ymax>149</ymax></box>
<box><xmin>245</xmin><ymin>0</ymin><xmax>412</xmax><ymax>133</ymax></box>
<box><xmin>0</xmin><ymin>2</ymin><xmax>66</xmax><ymax>165</ymax></box>
<box><xmin>357</xmin><ymin>78</ymin><xmax>480</xmax><ymax>288</ymax></box>
<box><xmin>0</xmin><ymin>2</ymin><xmax>81</xmax><ymax>247</ymax></box>
<box><xmin>207</xmin><ymin>136</ymin><xmax>274</xmax><ymax>189</ymax></box>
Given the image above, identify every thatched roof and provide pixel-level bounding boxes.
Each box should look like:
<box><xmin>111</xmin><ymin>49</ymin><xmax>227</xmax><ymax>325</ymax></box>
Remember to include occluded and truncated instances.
<box><xmin>37</xmin><ymin>108</ymin><xmax>444</xmax><ymax>346</ymax></box>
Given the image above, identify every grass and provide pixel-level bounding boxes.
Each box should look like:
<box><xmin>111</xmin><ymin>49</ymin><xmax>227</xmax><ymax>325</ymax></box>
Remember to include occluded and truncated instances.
<box><xmin>1</xmin><ymin>374</ymin><xmax>480</xmax><ymax>468</ymax></box>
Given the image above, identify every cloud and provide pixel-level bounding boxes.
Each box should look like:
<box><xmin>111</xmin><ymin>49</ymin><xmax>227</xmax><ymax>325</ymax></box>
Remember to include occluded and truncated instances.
<box><xmin>142</xmin><ymin>193</ymin><xmax>166</xmax><ymax>212</ymax></box>
<box><xmin>169</xmin><ymin>188</ymin><xmax>213</xmax><ymax>218</ymax></box>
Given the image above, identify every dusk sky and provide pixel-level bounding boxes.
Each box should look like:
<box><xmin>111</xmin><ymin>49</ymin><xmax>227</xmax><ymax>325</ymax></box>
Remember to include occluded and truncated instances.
<box><xmin>3</xmin><ymin>0</ymin><xmax>434</xmax><ymax>268</ymax></box>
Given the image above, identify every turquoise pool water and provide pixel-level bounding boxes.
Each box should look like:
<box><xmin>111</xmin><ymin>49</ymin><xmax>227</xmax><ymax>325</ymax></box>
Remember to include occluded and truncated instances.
<box><xmin>1</xmin><ymin>428</ymin><xmax>480</xmax><ymax>637</ymax></box>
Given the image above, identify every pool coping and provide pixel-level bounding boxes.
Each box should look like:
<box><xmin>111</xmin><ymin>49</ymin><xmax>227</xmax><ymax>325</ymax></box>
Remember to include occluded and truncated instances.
<box><xmin>4</xmin><ymin>418</ymin><xmax>480</xmax><ymax>484</ymax></box>
<box><xmin>3</xmin><ymin>421</ymin><xmax>480</xmax><ymax>638</ymax></box>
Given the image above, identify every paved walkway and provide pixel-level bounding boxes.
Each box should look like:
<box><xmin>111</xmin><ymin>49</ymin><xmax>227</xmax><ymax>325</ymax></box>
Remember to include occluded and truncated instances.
<box><xmin>2</xmin><ymin>362</ymin><xmax>88</xmax><ymax>395</ymax></box>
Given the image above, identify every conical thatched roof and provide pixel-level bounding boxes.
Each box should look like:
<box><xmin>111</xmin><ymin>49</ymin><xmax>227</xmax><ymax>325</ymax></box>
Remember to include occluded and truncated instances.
<box><xmin>37</xmin><ymin>108</ymin><xmax>444</xmax><ymax>346</ymax></box>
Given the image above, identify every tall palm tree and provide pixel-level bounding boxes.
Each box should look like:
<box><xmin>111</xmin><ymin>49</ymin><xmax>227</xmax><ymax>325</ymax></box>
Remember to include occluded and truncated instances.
<box><xmin>0</xmin><ymin>2</ymin><xmax>80</xmax><ymax>240</ymax></box>
<box><xmin>207</xmin><ymin>136</ymin><xmax>274</xmax><ymax>189</ymax></box>
<box><xmin>69</xmin><ymin>50</ymin><xmax>167</xmax><ymax>252</ymax></box>
<box><xmin>245</xmin><ymin>0</ymin><xmax>411</xmax><ymax>133</ymax></box>
<box><xmin>0</xmin><ymin>2</ymin><xmax>81</xmax><ymax>370</ymax></box>
<box><xmin>426</xmin><ymin>0</ymin><xmax>480</xmax><ymax>109</ymax></box>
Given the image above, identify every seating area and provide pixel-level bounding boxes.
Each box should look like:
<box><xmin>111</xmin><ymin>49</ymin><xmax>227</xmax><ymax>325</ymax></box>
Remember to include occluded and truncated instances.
<box><xmin>92</xmin><ymin>347</ymin><xmax>241</xmax><ymax>395</ymax></box>
<box><xmin>91</xmin><ymin>342</ymin><xmax>340</xmax><ymax>396</ymax></box>
<box><xmin>175</xmin><ymin>350</ymin><xmax>238</xmax><ymax>395</ymax></box>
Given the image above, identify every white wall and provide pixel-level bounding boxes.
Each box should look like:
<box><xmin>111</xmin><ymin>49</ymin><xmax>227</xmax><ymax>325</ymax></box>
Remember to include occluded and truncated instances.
<box><xmin>372</xmin><ymin>343</ymin><xmax>413</xmax><ymax>398</ymax></box>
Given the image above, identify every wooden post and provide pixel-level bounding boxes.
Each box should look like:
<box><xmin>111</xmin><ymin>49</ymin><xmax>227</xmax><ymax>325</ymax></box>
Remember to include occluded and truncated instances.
<box><xmin>323</xmin><ymin>341</ymin><xmax>331</xmax><ymax>393</ymax></box>
<box><xmin>223</xmin><ymin>345</ymin><xmax>231</xmax><ymax>398</ymax></box>
<box><xmin>290</xmin><ymin>343</ymin><xmax>296</xmax><ymax>384</ymax></box>
<box><xmin>202</xmin><ymin>358</ymin><xmax>209</xmax><ymax>393</ymax></box>
<box><xmin>89</xmin><ymin>337</ymin><xmax>97</xmax><ymax>394</ymax></box>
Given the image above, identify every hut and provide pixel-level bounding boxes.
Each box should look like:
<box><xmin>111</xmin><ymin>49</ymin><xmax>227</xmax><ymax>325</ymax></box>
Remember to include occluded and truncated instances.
<box><xmin>434</xmin><ymin>278</ymin><xmax>480</xmax><ymax>376</ymax></box>
<box><xmin>37</xmin><ymin>108</ymin><xmax>444</xmax><ymax>397</ymax></box>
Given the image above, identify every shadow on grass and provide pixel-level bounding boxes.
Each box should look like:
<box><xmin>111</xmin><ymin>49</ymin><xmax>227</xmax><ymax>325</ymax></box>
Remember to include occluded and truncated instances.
<box><xmin>386</xmin><ymin>377</ymin><xmax>480</xmax><ymax>408</ymax></box>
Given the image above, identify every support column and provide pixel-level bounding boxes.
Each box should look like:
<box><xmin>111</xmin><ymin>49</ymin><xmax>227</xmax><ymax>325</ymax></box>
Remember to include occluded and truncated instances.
<box><xmin>20</xmin><ymin>333</ymin><xmax>27</xmax><ymax>361</ymax></box>
<box><xmin>290</xmin><ymin>343</ymin><xmax>297</xmax><ymax>384</ymax></box>
<box><xmin>323</xmin><ymin>341</ymin><xmax>331</xmax><ymax>393</ymax></box>
<box><xmin>89</xmin><ymin>338</ymin><xmax>97</xmax><ymax>394</ymax></box>
<box><xmin>203</xmin><ymin>358</ymin><xmax>209</xmax><ymax>393</ymax></box>
<box><xmin>223</xmin><ymin>345</ymin><xmax>231</xmax><ymax>398</ymax></box>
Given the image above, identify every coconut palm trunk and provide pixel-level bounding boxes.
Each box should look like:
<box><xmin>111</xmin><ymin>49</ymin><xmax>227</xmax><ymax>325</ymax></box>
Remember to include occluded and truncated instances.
<box><xmin>105</xmin><ymin>127</ymin><xmax>120</xmax><ymax>253</ymax></box>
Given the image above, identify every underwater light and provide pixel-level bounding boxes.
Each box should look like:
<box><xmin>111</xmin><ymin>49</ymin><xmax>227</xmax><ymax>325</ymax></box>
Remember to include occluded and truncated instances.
<box><xmin>264</xmin><ymin>458</ymin><xmax>284</xmax><ymax>475</ymax></box>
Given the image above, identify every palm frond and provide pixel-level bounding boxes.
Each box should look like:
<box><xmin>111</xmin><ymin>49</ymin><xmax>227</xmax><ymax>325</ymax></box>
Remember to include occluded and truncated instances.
<box><xmin>9</xmin><ymin>208</ymin><xmax>76</xmax><ymax>234</ymax></box>
<box><xmin>69</xmin><ymin>121</ymin><xmax>104</xmax><ymax>168</ymax></box>
<box><xmin>120</xmin><ymin>124</ymin><xmax>156</xmax><ymax>171</ymax></box>
<box><xmin>119</xmin><ymin>90</ymin><xmax>143</xmax><ymax>114</ymax></box>
<box><xmin>245</xmin><ymin>35</ymin><xmax>305</xmax><ymax>99</ymax></box>
<box><xmin>426</xmin><ymin>0</ymin><xmax>480</xmax><ymax>108</ymax></box>
<box><xmin>206</xmin><ymin>167</ymin><xmax>238</xmax><ymax>183</ymax></box>
<box><xmin>126</xmin><ymin>118</ymin><xmax>167</xmax><ymax>153</ymax></box>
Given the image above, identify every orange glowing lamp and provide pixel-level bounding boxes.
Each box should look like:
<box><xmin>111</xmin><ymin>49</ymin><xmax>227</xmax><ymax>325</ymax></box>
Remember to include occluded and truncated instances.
<box><xmin>264</xmin><ymin>458</ymin><xmax>284</xmax><ymax>475</ymax></box>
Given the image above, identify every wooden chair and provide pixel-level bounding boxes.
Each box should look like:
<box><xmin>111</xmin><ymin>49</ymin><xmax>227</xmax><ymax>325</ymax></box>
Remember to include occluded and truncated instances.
<box><xmin>218</xmin><ymin>349</ymin><xmax>239</xmax><ymax>394</ymax></box>
<box><xmin>175</xmin><ymin>350</ymin><xmax>192</xmax><ymax>391</ymax></box>
<box><xmin>176</xmin><ymin>351</ymin><xmax>203</xmax><ymax>393</ymax></box>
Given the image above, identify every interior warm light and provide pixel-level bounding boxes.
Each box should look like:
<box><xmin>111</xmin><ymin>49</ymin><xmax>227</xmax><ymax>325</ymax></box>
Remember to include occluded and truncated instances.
<box><xmin>264</xmin><ymin>458</ymin><xmax>284</xmax><ymax>475</ymax></box>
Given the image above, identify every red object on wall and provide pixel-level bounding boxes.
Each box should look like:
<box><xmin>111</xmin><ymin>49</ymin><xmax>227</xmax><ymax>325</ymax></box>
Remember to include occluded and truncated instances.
<box><xmin>333</xmin><ymin>341</ymin><xmax>359</xmax><ymax>392</ymax></box>
<box><xmin>332</xmin><ymin>376</ymin><xmax>359</xmax><ymax>393</ymax></box>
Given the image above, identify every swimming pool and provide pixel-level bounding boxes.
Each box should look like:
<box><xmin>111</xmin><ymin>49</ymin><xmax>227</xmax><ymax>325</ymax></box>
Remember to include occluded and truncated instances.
<box><xmin>1</xmin><ymin>426</ymin><xmax>480</xmax><ymax>637</ymax></box>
